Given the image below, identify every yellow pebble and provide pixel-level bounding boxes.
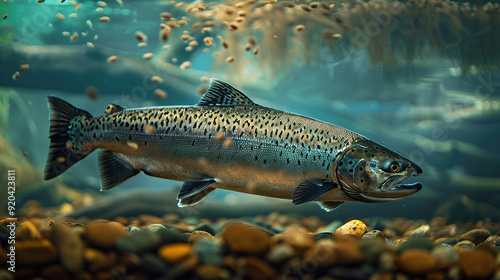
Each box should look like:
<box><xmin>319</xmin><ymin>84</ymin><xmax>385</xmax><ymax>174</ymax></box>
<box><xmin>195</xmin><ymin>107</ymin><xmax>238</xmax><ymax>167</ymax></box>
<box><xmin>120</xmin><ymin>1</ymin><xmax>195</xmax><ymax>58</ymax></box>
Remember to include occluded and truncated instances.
<box><xmin>158</xmin><ymin>243</ymin><xmax>192</xmax><ymax>263</ymax></box>
<box><xmin>334</xmin><ymin>219</ymin><xmax>367</xmax><ymax>239</ymax></box>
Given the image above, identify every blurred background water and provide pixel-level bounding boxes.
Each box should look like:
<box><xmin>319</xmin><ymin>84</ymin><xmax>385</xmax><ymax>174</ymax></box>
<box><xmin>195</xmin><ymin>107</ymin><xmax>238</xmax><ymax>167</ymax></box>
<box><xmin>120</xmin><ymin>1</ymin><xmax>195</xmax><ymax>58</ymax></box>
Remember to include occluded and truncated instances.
<box><xmin>1</xmin><ymin>0</ymin><xmax>500</xmax><ymax>222</ymax></box>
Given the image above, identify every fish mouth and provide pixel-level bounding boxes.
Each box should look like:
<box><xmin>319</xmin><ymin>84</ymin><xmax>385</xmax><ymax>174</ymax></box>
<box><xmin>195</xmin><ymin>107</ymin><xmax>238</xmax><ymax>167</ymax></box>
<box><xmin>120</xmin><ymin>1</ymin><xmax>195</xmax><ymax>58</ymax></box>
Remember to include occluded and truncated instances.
<box><xmin>375</xmin><ymin>175</ymin><xmax>422</xmax><ymax>199</ymax></box>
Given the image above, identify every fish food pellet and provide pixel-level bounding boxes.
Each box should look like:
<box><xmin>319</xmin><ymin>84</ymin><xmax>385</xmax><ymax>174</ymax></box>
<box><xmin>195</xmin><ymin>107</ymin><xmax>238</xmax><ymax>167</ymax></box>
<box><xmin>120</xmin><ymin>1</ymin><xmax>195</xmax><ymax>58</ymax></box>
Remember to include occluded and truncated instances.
<box><xmin>70</xmin><ymin>32</ymin><xmax>78</xmax><ymax>41</ymax></box>
<box><xmin>97</xmin><ymin>1</ymin><xmax>106</xmax><ymax>7</ymax></box>
<box><xmin>203</xmin><ymin>37</ymin><xmax>214</xmax><ymax>46</ymax></box>
<box><xmin>181</xmin><ymin>34</ymin><xmax>190</xmax><ymax>40</ymax></box>
<box><xmin>20</xmin><ymin>64</ymin><xmax>29</xmax><ymax>70</ymax></box>
<box><xmin>201</xmin><ymin>76</ymin><xmax>210</xmax><ymax>82</ymax></box>
<box><xmin>295</xmin><ymin>25</ymin><xmax>305</xmax><ymax>31</ymax></box>
<box><xmin>138</xmin><ymin>42</ymin><xmax>146</xmax><ymax>47</ymax></box>
<box><xmin>87</xmin><ymin>42</ymin><xmax>94</xmax><ymax>48</ymax></box>
<box><xmin>69</xmin><ymin>13</ymin><xmax>77</xmax><ymax>18</ymax></box>
<box><xmin>99</xmin><ymin>16</ymin><xmax>110</xmax><ymax>22</ymax></box>
<box><xmin>226</xmin><ymin>56</ymin><xmax>235</xmax><ymax>63</ymax></box>
<box><xmin>223</xmin><ymin>138</ymin><xmax>233</xmax><ymax>147</ymax></box>
<box><xmin>127</xmin><ymin>142</ymin><xmax>139</xmax><ymax>150</ymax></box>
<box><xmin>3</xmin><ymin>14</ymin><xmax>8</xmax><ymax>20</ymax></box>
<box><xmin>253</xmin><ymin>47</ymin><xmax>260</xmax><ymax>55</ymax></box>
<box><xmin>57</xmin><ymin>13</ymin><xmax>65</xmax><ymax>19</ymax></box>
<box><xmin>154</xmin><ymin>89</ymin><xmax>167</xmax><ymax>99</ymax></box>
<box><xmin>198</xmin><ymin>86</ymin><xmax>207</xmax><ymax>94</ymax></box>
<box><xmin>86</xmin><ymin>86</ymin><xmax>98</xmax><ymax>99</ymax></box>
<box><xmin>161</xmin><ymin>12</ymin><xmax>171</xmax><ymax>20</ymax></box>
<box><xmin>136</xmin><ymin>31</ymin><xmax>147</xmax><ymax>42</ymax></box>
<box><xmin>62</xmin><ymin>31</ymin><xmax>70</xmax><ymax>36</ymax></box>
<box><xmin>180</xmin><ymin>61</ymin><xmax>191</xmax><ymax>69</ymax></box>
<box><xmin>12</xmin><ymin>72</ymin><xmax>19</xmax><ymax>80</ymax></box>
<box><xmin>107</xmin><ymin>55</ymin><xmax>118</xmax><ymax>62</ymax></box>
<box><xmin>151</xmin><ymin>76</ymin><xmax>163</xmax><ymax>83</ymax></box>
<box><xmin>143</xmin><ymin>53</ymin><xmax>154</xmax><ymax>60</ymax></box>
<box><xmin>144</xmin><ymin>124</ymin><xmax>154</xmax><ymax>134</ymax></box>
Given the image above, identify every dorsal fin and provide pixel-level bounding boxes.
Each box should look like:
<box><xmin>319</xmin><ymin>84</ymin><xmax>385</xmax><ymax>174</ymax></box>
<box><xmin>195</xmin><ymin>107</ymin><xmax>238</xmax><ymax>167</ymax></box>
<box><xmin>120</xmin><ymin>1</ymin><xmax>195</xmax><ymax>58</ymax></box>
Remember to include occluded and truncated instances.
<box><xmin>197</xmin><ymin>79</ymin><xmax>255</xmax><ymax>106</ymax></box>
<box><xmin>105</xmin><ymin>104</ymin><xmax>124</xmax><ymax>115</ymax></box>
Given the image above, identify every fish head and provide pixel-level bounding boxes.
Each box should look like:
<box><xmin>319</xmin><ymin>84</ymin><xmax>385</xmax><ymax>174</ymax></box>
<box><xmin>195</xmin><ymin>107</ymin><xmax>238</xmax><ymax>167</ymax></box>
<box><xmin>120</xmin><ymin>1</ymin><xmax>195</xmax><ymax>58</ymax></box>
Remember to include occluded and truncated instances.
<box><xmin>333</xmin><ymin>140</ymin><xmax>423</xmax><ymax>202</ymax></box>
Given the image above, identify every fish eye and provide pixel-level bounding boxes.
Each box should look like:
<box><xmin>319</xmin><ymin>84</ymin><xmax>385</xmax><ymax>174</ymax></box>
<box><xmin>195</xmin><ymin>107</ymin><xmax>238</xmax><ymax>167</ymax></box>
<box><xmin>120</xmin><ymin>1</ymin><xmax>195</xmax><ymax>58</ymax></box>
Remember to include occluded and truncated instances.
<box><xmin>389</xmin><ymin>162</ymin><xmax>400</xmax><ymax>173</ymax></box>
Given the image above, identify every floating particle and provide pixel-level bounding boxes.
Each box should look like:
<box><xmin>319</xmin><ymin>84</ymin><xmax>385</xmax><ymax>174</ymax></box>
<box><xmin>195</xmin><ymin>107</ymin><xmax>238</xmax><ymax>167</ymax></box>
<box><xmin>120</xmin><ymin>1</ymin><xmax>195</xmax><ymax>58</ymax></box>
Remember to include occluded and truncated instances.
<box><xmin>253</xmin><ymin>46</ymin><xmax>259</xmax><ymax>55</ymax></box>
<box><xmin>38</xmin><ymin>0</ymin><xmax>45</xmax><ymax>2</ymax></box>
<box><xmin>273</xmin><ymin>35</ymin><xmax>278</xmax><ymax>38</ymax></box>
<box><xmin>167</xmin><ymin>21</ymin><xmax>179</xmax><ymax>28</ymax></box>
<box><xmin>12</xmin><ymin>72</ymin><xmax>19</xmax><ymax>80</ymax></box>
<box><xmin>87</xmin><ymin>42</ymin><xmax>94</xmax><ymax>48</ymax></box>
<box><xmin>332</xmin><ymin>34</ymin><xmax>341</xmax><ymax>39</ymax></box>
<box><xmin>214</xmin><ymin>132</ymin><xmax>225</xmax><ymax>141</ymax></box>
<box><xmin>244</xmin><ymin>44</ymin><xmax>252</xmax><ymax>51</ymax></box>
<box><xmin>107</xmin><ymin>55</ymin><xmax>118</xmax><ymax>62</ymax></box>
<box><xmin>248</xmin><ymin>36</ymin><xmax>257</xmax><ymax>45</ymax></box>
<box><xmin>300</xmin><ymin>4</ymin><xmax>312</xmax><ymax>11</ymax></box>
<box><xmin>96</xmin><ymin>7</ymin><xmax>104</xmax><ymax>12</ymax></box>
<box><xmin>69</xmin><ymin>13</ymin><xmax>77</xmax><ymax>18</ymax></box>
<box><xmin>70</xmin><ymin>0</ymin><xmax>77</xmax><ymax>5</ymax></box>
<box><xmin>143</xmin><ymin>53</ymin><xmax>154</xmax><ymax>60</ymax></box>
<box><xmin>160</xmin><ymin>26</ymin><xmax>171</xmax><ymax>42</ymax></box>
<box><xmin>20</xmin><ymin>64</ymin><xmax>29</xmax><ymax>70</ymax></box>
<box><xmin>197</xmin><ymin>86</ymin><xmax>207</xmax><ymax>94</ymax></box>
<box><xmin>97</xmin><ymin>1</ymin><xmax>107</xmax><ymax>7</ymax></box>
<box><xmin>57</xmin><ymin>13</ymin><xmax>65</xmax><ymax>19</ymax></box>
<box><xmin>223</xmin><ymin>138</ymin><xmax>233</xmax><ymax>147</ymax></box>
<box><xmin>127</xmin><ymin>142</ymin><xmax>138</xmax><ymax>150</ymax></box>
<box><xmin>181</xmin><ymin>34</ymin><xmax>190</xmax><ymax>40</ymax></box>
<box><xmin>237</xmin><ymin>11</ymin><xmax>246</xmax><ymax>16</ymax></box>
<box><xmin>2</xmin><ymin>14</ymin><xmax>7</xmax><ymax>20</ymax></box>
<box><xmin>203</xmin><ymin>48</ymin><xmax>209</xmax><ymax>52</ymax></box>
<box><xmin>94</xmin><ymin>35</ymin><xmax>98</xmax><ymax>40</ymax></box>
<box><xmin>322</xmin><ymin>29</ymin><xmax>341</xmax><ymax>40</ymax></box>
<box><xmin>86</xmin><ymin>20</ymin><xmax>93</xmax><ymax>28</ymax></box>
<box><xmin>222</xmin><ymin>40</ymin><xmax>229</xmax><ymax>49</ymax></box>
<box><xmin>229</xmin><ymin>23</ymin><xmax>238</xmax><ymax>31</ymax></box>
<box><xmin>295</xmin><ymin>24</ymin><xmax>305</xmax><ymax>31</ymax></box>
<box><xmin>203</xmin><ymin>37</ymin><xmax>213</xmax><ymax>46</ymax></box>
<box><xmin>144</xmin><ymin>124</ymin><xmax>154</xmax><ymax>134</ymax></box>
<box><xmin>310</xmin><ymin>2</ymin><xmax>318</xmax><ymax>8</ymax></box>
<box><xmin>70</xmin><ymin>32</ymin><xmax>78</xmax><ymax>41</ymax></box>
<box><xmin>161</xmin><ymin>12</ymin><xmax>171</xmax><ymax>20</ymax></box>
<box><xmin>138</xmin><ymin>42</ymin><xmax>146</xmax><ymax>47</ymax></box>
<box><xmin>86</xmin><ymin>86</ymin><xmax>98</xmax><ymax>99</ymax></box>
<box><xmin>61</xmin><ymin>0</ymin><xmax>65</xmax><ymax>2</ymax></box>
<box><xmin>56</xmin><ymin>157</ymin><xmax>65</xmax><ymax>163</ymax></box>
<box><xmin>154</xmin><ymin>89</ymin><xmax>167</xmax><ymax>99</ymax></box>
<box><xmin>151</xmin><ymin>76</ymin><xmax>163</xmax><ymax>83</ymax></box>
<box><xmin>99</xmin><ymin>16</ymin><xmax>110</xmax><ymax>22</ymax></box>
<box><xmin>226</xmin><ymin>56</ymin><xmax>235</xmax><ymax>63</ymax></box>
<box><xmin>235</xmin><ymin>17</ymin><xmax>245</xmax><ymax>23</ymax></box>
<box><xmin>189</xmin><ymin>41</ymin><xmax>198</xmax><ymax>47</ymax></box>
<box><xmin>117</xmin><ymin>0</ymin><xmax>123</xmax><ymax>6</ymax></box>
<box><xmin>160</xmin><ymin>23</ymin><xmax>167</xmax><ymax>29</ymax></box>
<box><xmin>330</xmin><ymin>3</ymin><xmax>335</xmax><ymax>9</ymax></box>
<box><xmin>22</xmin><ymin>151</ymin><xmax>29</xmax><ymax>157</ymax></box>
<box><xmin>162</xmin><ymin>45</ymin><xmax>170</xmax><ymax>50</ymax></box>
<box><xmin>177</xmin><ymin>20</ymin><xmax>187</xmax><ymax>25</ymax></box>
<box><xmin>81</xmin><ymin>31</ymin><xmax>88</xmax><ymax>37</ymax></box>
<box><xmin>201</xmin><ymin>76</ymin><xmax>210</xmax><ymax>82</ymax></box>
<box><xmin>172</xmin><ymin>58</ymin><xmax>178</xmax><ymax>63</ymax></box>
<box><xmin>175</xmin><ymin>2</ymin><xmax>184</xmax><ymax>8</ymax></box>
<box><xmin>135</xmin><ymin>31</ymin><xmax>147</xmax><ymax>42</ymax></box>
<box><xmin>180</xmin><ymin>61</ymin><xmax>191</xmax><ymax>69</ymax></box>
<box><xmin>75</xmin><ymin>4</ymin><xmax>81</xmax><ymax>10</ymax></box>
<box><xmin>191</xmin><ymin>22</ymin><xmax>202</xmax><ymax>30</ymax></box>
<box><xmin>62</xmin><ymin>31</ymin><xmax>70</xmax><ymax>36</ymax></box>
<box><xmin>205</xmin><ymin>21</ymin><xmax>213</xmax><ymax>26</ymax></box>
<box><xmin>202</xmin><ymin>27</ymin><xmax>211</xmax><ymax>33</ymax></box>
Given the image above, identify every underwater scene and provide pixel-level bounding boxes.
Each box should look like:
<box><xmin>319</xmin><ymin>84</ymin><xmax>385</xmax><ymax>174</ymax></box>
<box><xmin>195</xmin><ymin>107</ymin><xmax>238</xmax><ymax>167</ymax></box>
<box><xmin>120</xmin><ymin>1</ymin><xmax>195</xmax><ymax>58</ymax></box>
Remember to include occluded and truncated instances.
<box><xmin>1</xmin><ymin>0</ymin><xmax>500</xmax><ymax>279</ymax></box>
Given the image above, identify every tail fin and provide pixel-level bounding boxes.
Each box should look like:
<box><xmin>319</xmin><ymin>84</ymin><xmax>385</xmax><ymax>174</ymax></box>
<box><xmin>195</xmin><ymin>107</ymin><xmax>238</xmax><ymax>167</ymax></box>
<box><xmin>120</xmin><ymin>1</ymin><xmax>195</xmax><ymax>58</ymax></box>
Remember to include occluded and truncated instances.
<box><xmin>44</xmin><ymin>96</ymin><xmax>93</xmax><ymax>180</ymax></box>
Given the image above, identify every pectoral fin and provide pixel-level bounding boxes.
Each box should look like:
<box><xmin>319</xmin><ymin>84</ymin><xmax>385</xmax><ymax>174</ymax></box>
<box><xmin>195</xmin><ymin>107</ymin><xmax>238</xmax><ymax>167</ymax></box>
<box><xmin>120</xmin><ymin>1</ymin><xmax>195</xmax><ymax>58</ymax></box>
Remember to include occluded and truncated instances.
<box><xmin>178</xmin><ymin>187</ymin><xmax>216</xmax><ymax>207</ymax></box>
<box><xmin>98</xmin><ymin>150</ymin><xmax>139</xmax><ymax>191</ymax></box>
<box><xmin>292</xmin><ymin>179</ymin><xmax>337</xmax><ymax>205</ymax></box>
<box><xmin>177</xmin><ymin>177</ymin><xmax>217</xmax><ymax>200</ymax></box>
<box><xmin>317</xmin><ymin>201</ymin><xmax>344</xmax><ymax>212</ymax></box>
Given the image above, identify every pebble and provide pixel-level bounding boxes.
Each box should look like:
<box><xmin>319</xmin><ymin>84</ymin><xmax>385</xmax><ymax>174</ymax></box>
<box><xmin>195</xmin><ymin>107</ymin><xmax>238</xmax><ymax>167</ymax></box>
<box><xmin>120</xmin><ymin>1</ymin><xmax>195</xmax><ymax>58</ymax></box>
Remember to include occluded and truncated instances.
<box><xmin>146</xmin><ymin>224</ymin><xmax>166</xmax><ymax>232</ymax></box>
<box><xmin>396</xmin><ymin>237</ymin><xmax>434</xmax><ymax>253</ymax></box>
<box><xmin>243</xmin><ymin>256</ymin><xmax>276</xmax><ymax>280</ymax></box>
<box><xmin>41</xmin><ymin>265</ymin><xmax>71</xmax><ymax>280</ymax></box>
<box><xmin>458</xmin><ymin>229</ymin><xmax>491</xmax><ymax>244</ymax></box>
<box><xmin>409</xmin><ymin>224</ymin><xmax>430</xmax><ymax>237</ymax></box>
<box><xmin>15</xmin><ymin>221</ymin><xmax>42</xmax><ymax>240</ymax></box>
<box><xmin>141</xmin><ymin>253</ymin><xmax>167</xmax><ymax>275</ymax></box>
<box><xmin>272</xmin><ymin>226</ymin><xmax>314</xmax><ymax>254</ymax></box>
<box><xmin>222</xmin><ymin>223</ymin><xmax>270</xmax><ymax>255</ymax></box>
<box><xmin>189</xmin><ymin>230</ymin><xmax>216</xmax><ymax>243</ymax></box>
<box><xmin>266</xmin><ymin>243</ymin><xmax>295</xmax><ymax>263</ymax></box>
<box><xmin>158</xmin><ymin>243</ymin><xmax>193</xmax><ymax>263</ymax></box>
<box><xmin>435</xmin><ymin>237</ymin><xmax>458</xmax><ymax>245</ymax></box>
<box><xmin>84</xmin><ymin>221</ymin><xmax>127</xmax><ymax>249</ymax></box>
<box><xmin>455</xmin><ymin>240</ymin><xmax>476</xmax><ymax>250</ymax></box>
<box><xmin>335</xmin><ymin>219</ymin><xmax>367</xmax><ymax>239</ymax></box>
<box><xmin>194</xmin><ymin>223</ymin><xmax>216</xmax><ymax>235</ymax></box>
<box><xmin>16</xmin><ymin>239</ymin><xmax>57</xmax><ymax>264</ymax></box>
<box><xmin>194</xmin><ymin>237</ymin><xmax>223</xmax><ymax>265</ymax></box>
<box><xmin>333</xmin><ymin>235</ymin><xmax>363</xmax><ymax>265</ymax></box>
<box><xmin>359</xmin><ymin>240</ymin><xmax>387</xmax><ymax>265</ymax></box>
<box><xmin>485</xmin><ymin>235</ymin><xmax>500</xmax><ymax>246</ymax></box>
<box><xmin>50</xmin><ymin>223</ymin><xmax>84</xmax><ymax>273</ymax></box>
<box><xmin>459</xmin><ymin>249</ymin><xmax>496</xmax><ymax>279</ymax></box>
<box><xmin>304</xmin><ymin>239</ymin><xmax>337</xmax><ymax>267</ymax></box>
<box><xmin>320</xmin><ymin>220</ymin><xmax>343</xmax><ymax>233</ymax></box>
<box><xmin>84</xmin><ymin>248</ymin><xmax>117</xmax><ymax>271</ymax></box>
<box><xmin>431</xmin><ymin>246</ymin><xmax>459</xmax><ymax>268</ymax></box>
<box><xmin>362</xmin><ymin>230</ymin><xmax>385</xmax><ymax>242</ymax></box>
<box><xmin>116</xmin><ymin>229</ymin><xmax>163</xmax><ymax>253</ymax></box>
<box><xmin>398</xmin><ymin>249</ymin><xmax>437</xmax><ymax>275</ymax></box>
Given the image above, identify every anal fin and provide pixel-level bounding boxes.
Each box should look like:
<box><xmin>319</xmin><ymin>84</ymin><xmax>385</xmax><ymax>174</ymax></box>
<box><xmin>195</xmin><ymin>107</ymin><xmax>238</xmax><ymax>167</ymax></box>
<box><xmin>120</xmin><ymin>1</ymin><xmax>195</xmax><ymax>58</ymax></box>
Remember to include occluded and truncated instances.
<box><xmin>178</xmin><ymin>187</ymin><xmax>216</xmax><ymax>207</ymax></box>
<box><xmin>98</xmin><ymin>150</ymin><xmax>139</xmax><ymax>191</ymax></box>
<box><xmin>292</xmin><ymin>179</ymin><xmax>337</xmax><ymax>205</ymax></box>
<box><xmin>317</xmin><ymin>201</ymin><xmax>344</xmax><ymax>212</ymax></box>
<box><xmin>177</xmin><ymin>177</ymin><xmax>217</xmax><ymax>200</ymax></box>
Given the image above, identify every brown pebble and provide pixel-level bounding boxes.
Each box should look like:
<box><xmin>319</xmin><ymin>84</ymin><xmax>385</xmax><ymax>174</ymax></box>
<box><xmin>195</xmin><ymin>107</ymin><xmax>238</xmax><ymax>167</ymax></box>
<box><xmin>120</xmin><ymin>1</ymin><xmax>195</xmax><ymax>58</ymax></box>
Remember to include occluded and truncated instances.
<box><xmin>195</xmin><ymin>263</ymin><xmax>229</xmax><ymax>280</ymax></box>
<box><xmin>158</xmin><ymin>243</ymin><xmax>193</xmax><ymax>263</ymax></box>
<box><xmin>222</xmin><ymin>223</ymin><xmax>270</xmax><ymax>255</ymax></box>
<box><xmin>458</xmin><ymin>229</ymin><xmax>491</xmax><ymax>244</ymax></box>
<box><xmin>51</xmin><ymin>223</ymin><xmax>84</xmax><ymax>273</ymax></box>
<box><xmin>189</xmin><ymin>230</ymin><xmax>217</xmax><ymax>243</ymax></box>
<box><xmin>300</xmin><ymin>4</ymin><xmax>312</xmax><ymax>11</ymax></box>
<box><xmin>16</xmin><ymin>239</ymin><xmax>57</xmax><ymax>264</ymax></box>
<box><xmin>86</xmin><ymin>86</ymin><xmax>98</xmax><ymax>99</ymax></box>
<box><xmin>272</xmin><ymin>226</ymin><xmax>314</xmax><ymax>254</ymax></box>
<box><xmin>484</xmin><ymin>235</ymin><xmax>500</xmax><ymax>246</ymax></box>
<box><xmin>243</xmin><ymin>256</ymin><xmax>276</xmax><ymax>280</ymax></box>
<box><xmin>459</xmin><ymin>249</ymin><xmax>496</xmax><ymax>279</ymax></box>
<box><xmin>107</xmin><ymin>55</ymin><xmax>118</xmax><ymax>62</ymax></box>
<box><xmin>333</xmin><ymin>234</ymin><xmax>363</xmax><ymax>265</ymax></box>
<box><xmin>398</xmin><ymin>249</ymin><xmax>437</xmax><ymax>275</ymax></box>
<box><xmin>16</xmin><ymin>221</ymin><xmax>42</xmax><ymax>240</ymax></box>
<box><xmin>154</xmin><ymin>89</ymin><xmax>167</xmax><ymax>99</ymax></box>
<box><xmin>23</xmin><ymin>151</ymin><xmax>29</xmax><ymax>156</ymax></box>
<box><xmin>335</xmin><ymin>219</ymin><xmax>367</xmax><ymax>239</ymax></box>
<box><xmin>41</xmin><ymin>265</ymin><xmax>71</xmax><ymax>280</ymax></box>
<box><xmin>304</xmin><ymin>239</ymin><xmax>336</xmax><ymax>267</ymax></box>
<box><xmin>99</xmin><ymin>16</ymin><xmax>110</xmax><ymax>22</ymax></box>
<box><xmin>84</xmin><ymin>221</ymin><xmax>127</xmax><ymax>249</ymax></box>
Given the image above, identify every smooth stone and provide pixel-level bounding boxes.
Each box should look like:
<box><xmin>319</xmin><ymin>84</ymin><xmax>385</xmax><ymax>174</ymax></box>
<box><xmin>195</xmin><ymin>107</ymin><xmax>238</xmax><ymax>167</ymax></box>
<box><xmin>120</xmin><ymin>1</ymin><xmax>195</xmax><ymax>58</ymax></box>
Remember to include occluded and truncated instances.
<box><xmin>194</xmin><ymin>237</ymin><xmax>223</xmax><ymax>265</ymax></box>
<box><xmin>127</xmin><ymin>226</ymin><xmax>141</xmax><ymax>232</ymax></box>
<box><xmin>332</xmin><ymin>234</ymin><xmax>363</xmax><ymax>265</ymax></box>
<box><xmin>396</xmin><ymin>237</ymin><xmax>434</xmax><ymax>253</ymax></box>
<box><xmin>146</xmin><ymin>224</ymin><xmax>166</xmax><ymax>232</ymax></box>
<box><xmin>321</xmin><ymin>220</ymin><xmax>343</xmax><ymax>233</ymax></box>
<box><xmin>328</xmin><ymin>266</ymin><xmax>370</xmax><ymax>280</ymax></box>
<box><xmin>195</xmin><ymin>263</ymin><xmax>230</xmax><ymax>280</ymax></box>
<box><xmin>362</xmin><ymin>230</ymin><xmax>385</xmax><ymax>242</ymax></box>
<box><xmin>459</xmin><ymin>249</ymin><xmax>496</xmax><ymax>279</ymax></box>
<box><xmin>485</xmin><ymin>235</ymin><xmax>500</xmax><ymax>246</ymax></box>
<box><xmin>409</xmin><ymin>224</ymin><xmax>430</xmax><ymax>238</ymax></box>
<box><xmin>391</xmin><ymin>238</ymin><xmax>407</xmax><ymax>247</ymax></box>
<box><xmin>436</xmin><ymin>224</ymin><xmax>457</xmax><ymax>238</ymax></box>
<box><xmin>271</xmin><ymin>226</ymin><xmax>314</xmax><ymax>254</ymax></box>
<box><xmin>50</xmin><ymin>222</ymin><xmax>84</xmax><ymax>273</ymax></box>
<box><xmin>431</xmin><ymin>246</ymin><xmax>459</xmax><ymax>268</ymax></box>
<box><xmin>139</xmin><ymin>214</ymin><xmax>163</xmax><ymax>225</ymax></box>
<box><xmin>194</xmin><ymin>223</ymin><xmax>216</xmax><ymax>236</ymax></box>
<box><xmin>158</xmin><ymin>243</ymin><xmax>193</xmax><ymax>263</ymax></box>
<box><xmin>84</xmin><ymin>221</ymin><xmax>127</xmax><ymax>249</ymax></box>
<box><xmin>16</xmin><ymin>239</ymin><xmax>57</xmax><ymax>265</ymax></box>
<box><xmin>304</xmin><ymin>239</ymin><xmax>336</xmax><ymax>267</ymax></box>
<box><xmin>116</xmin><ymin>230</ymin><xmax>162</xmax><ymax>253</ymax></box>
<box><xmin>189</xmin><ymin>230</ymin><xmax>216</xmax><ymax>244</ymax></box>
<box><xmin>266</xmin><ymin>243</ymin><xmax>295</xmax><ymax>264</ymax></box>
<box><xmin>458</xmin><ymin>229</ymin><xmax>491</xmax><ymax>244</ymax></box>
<box><xmin>157</xmin><ymin>227</ymin><xmax>188</xmax><ymax>244</ymax></box>
<box><xmin>455</xmin><ymin>240</ymin><xmax>475</xmax><ymax>249</ymax></box>
<box><xmin>84</xmin><ymin>248</ymin><xmax>117</xmax><ymax>271</ymax></box>
<box><xmin>41</xmin><ymin>265</ymin><xmax>71</xmax><ymax>280</ymax></box>
<box><xmin>243</xmin><ymin>256</ymin><xmax>276</xmax><ymax>280</ymax></box>
<box><xmin>359</xmin><ymin>240</ymin><xmax>387</xmax><ymax>264</ymax></box>
<box><xmin>435</xmin><ymin>237</ymin><xmax>458</xmax><ymax>245</ymax></box>
<box><xmin>15</xmin><ymin>221</ymin><xmax>42</xmax><ymax>240</ymax></box>
<box><xmin>335</xmin><ymin>220</ymin><xmax>367</xmax><ymax>239</ymax></box>
<box><xmin>141</xmin><ymin>253</ymin><xmax>167</xmax><ymax>275</ymax></box>
<box><xmin>222</xmin><ymin>223</ymin><xmax>270</xmax><ymax>255</ymax></box>
<box><xmin>312</xmin><ymin>232</ymin><xmax>334</xmax><ymax>241</ymax></box>
<box><xmin>398</xmin><ymin>249</ymin><xmax>437</xmax><ymax>275</ymax></box>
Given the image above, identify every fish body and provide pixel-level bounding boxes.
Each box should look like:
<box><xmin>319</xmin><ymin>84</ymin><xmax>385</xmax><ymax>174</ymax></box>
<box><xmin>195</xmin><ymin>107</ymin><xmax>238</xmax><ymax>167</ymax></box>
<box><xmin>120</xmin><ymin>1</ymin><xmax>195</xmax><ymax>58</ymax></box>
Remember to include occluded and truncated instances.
<box><xmin>45</xmin><ymin>79</ymin><xmax>422</xmax><ymax>211</ymax></box>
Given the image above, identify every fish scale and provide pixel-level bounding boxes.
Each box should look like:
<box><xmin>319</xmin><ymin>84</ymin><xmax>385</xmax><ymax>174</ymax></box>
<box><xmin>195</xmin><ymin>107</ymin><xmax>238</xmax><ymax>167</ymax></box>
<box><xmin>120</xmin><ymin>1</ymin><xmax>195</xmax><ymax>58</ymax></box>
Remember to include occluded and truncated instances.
<box><xmin>44</xmin><ymin>79</ymin><xmax>423</xmax><ymax>211</ymax></box>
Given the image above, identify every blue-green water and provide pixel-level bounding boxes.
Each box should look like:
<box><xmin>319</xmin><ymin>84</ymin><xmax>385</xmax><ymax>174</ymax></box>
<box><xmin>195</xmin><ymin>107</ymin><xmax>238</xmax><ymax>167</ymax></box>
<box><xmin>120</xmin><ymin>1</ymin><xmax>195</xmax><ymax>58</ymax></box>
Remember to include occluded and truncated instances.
<box><xmin>1</xmin><ymin>0</ymin><xmax>500</xmax><ymax>222</ymax></box>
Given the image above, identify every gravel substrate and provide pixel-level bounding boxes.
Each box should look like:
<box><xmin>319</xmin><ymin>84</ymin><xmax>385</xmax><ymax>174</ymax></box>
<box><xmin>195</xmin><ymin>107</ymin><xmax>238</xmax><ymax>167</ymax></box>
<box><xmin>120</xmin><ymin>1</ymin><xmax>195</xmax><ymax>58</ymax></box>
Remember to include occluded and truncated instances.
<box><xmin>1</xmin><ymin>210</ymin><xmax>500</xmax><ymax>280</ymax></box>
